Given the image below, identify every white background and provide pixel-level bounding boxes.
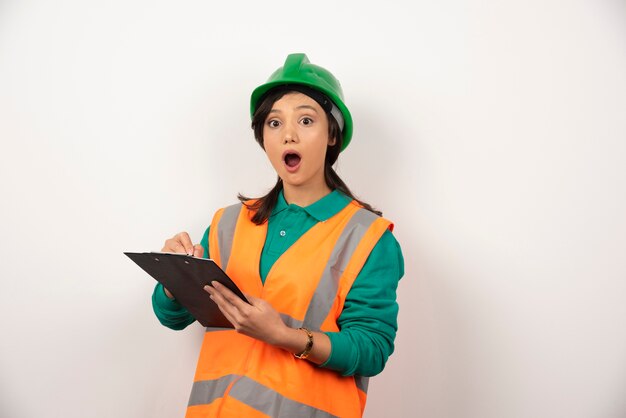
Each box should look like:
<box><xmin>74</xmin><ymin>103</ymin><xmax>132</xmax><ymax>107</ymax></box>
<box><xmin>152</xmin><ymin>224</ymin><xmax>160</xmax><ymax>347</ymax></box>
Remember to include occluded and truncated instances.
<box><xmin>1</xmin><ymin>1</ymin><xmax>625</xmax><ymax>417</ymax></box>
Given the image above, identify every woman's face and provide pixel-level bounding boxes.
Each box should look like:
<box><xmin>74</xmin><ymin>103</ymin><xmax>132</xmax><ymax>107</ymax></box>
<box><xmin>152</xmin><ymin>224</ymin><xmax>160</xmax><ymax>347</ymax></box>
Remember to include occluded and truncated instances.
<box><xmin>263</xmin><ymin>92</ymin><xmax>336</xmax><ymax>201</ymax></box>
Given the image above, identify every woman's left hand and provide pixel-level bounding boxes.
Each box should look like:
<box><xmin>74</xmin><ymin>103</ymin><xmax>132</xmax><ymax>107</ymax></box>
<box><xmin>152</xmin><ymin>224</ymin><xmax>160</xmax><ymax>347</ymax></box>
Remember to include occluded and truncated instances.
<box><xmin>204</xmin><ymin>281</ymin><xmax>287</xmax><ymax>345</ymax></box>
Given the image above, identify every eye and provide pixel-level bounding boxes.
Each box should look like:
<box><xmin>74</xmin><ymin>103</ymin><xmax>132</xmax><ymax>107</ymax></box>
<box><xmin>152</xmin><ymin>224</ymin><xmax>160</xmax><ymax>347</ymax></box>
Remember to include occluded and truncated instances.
<box><xmin>300</xmin><ymin>117</ymin><xmax>314</xmax><ymax>126</ymax></box>
<box><xmin>267</xmin><ymin>119</ymin><xmax>281</xmax><ymax>128</ymax></box>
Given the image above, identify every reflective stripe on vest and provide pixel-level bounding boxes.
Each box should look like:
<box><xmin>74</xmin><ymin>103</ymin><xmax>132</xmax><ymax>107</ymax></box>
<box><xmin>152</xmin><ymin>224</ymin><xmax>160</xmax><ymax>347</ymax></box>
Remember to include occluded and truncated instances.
<box><xmin>216</xmin><ymin>203</ymin><xmax>241</xmax><ymax>271</ymax></box>
<box><xmin>189</xmin><ymin>375</ymin><xmax>339</xmax><ymax>417</ymax></box>
<box><xmin>303</xmin><ymin>208</ymin><xmax>379</xmax><ymax>331</ymax></box>
<box><xmin>355</xmin><ymin>375</ymin><xmax>369</xmax><ymax>393</ymax></box>
<box><xmin>188</xmin><ymin>374</ymin><xmax>239</xmax><ymax>407</ymax></box>
<box><xmin>190</xmin><ymin>201</ymin><xmax>392</xmax><ymax>418</ymax></box>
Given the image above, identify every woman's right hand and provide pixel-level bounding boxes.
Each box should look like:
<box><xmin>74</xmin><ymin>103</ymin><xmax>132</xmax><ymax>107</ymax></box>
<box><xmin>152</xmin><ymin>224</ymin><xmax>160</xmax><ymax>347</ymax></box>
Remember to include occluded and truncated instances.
<box><xmin>161</xmin><ymin>232</ymin><xmax>204</xmax><ymax>299</ymax></box>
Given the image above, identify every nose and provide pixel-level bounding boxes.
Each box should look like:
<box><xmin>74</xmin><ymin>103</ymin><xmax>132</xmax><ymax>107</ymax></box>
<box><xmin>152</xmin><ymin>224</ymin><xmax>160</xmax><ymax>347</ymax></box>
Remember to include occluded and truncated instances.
<box><xmin>283</xmin><ymin>122</ymin><xmax>298</xmax><ymax>144</ymax></box>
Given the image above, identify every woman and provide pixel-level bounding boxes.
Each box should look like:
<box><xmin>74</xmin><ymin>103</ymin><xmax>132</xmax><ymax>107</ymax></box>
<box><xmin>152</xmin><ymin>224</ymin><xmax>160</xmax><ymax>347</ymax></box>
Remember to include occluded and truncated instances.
<box><xmin>152</xmin><ymin>53</ymin><xmax>404</xmax><ymax>418</ymax></box>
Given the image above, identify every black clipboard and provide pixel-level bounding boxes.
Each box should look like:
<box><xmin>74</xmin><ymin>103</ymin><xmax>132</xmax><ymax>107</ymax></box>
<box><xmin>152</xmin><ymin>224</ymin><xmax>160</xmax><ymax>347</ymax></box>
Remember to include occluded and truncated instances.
<box><xmin>125</xmin><ymin>252</ymin><xmax>249</xmax><ymax>328</ymax></box>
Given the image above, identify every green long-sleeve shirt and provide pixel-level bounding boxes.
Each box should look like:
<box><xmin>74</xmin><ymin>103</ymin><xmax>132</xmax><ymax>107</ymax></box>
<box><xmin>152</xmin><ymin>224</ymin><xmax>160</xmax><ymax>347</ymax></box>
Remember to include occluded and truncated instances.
<box><xmin>152</xmin><ymin>190</ymin><xmax>404</xmax><ymax>377</ymax></box>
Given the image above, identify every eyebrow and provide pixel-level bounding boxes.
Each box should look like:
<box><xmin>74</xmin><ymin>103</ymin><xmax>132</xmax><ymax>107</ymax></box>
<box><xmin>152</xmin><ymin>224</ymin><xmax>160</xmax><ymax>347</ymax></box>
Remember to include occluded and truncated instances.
<box><xmin>269</xmin><ymin>105</ymin><xmax>319</xmax><ymax>114</ymax></box>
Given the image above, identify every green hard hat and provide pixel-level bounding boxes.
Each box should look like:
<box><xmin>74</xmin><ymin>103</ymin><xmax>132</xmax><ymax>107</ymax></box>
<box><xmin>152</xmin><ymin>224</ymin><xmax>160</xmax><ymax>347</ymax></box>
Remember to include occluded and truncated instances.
<box><xmin>250</xmin><ymin>53</ymin><xmax>353</xmax><ymax>151</ymax></box>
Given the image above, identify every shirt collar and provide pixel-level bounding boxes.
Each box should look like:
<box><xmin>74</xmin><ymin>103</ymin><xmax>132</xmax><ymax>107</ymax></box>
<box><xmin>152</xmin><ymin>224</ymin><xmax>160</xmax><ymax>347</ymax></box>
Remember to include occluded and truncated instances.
<box><xmin>272</xmin><ymin>191</ymin><xmax>290</xmax><ymax>216</ymax></box>
<box><xmin>273</xmin><ymin>189</ymin><xmax>351</xmax><ymax>222</ymax></box>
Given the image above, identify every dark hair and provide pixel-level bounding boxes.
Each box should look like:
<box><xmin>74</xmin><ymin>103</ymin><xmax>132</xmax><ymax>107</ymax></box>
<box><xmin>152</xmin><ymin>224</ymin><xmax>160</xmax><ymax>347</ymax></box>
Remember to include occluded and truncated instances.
<box><xmin>238</xmin><ymin>89</ymin><xmax>381</xmax><ymax>224</ymax></box>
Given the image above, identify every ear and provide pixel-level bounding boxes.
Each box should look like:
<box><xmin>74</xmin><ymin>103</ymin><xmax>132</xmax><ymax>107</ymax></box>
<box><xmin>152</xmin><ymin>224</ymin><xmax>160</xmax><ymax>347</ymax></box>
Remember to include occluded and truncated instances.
<box><xmin>328</xmin><ymin>136</ymin><xmax>337</xmax><ymax>146</ymax></box>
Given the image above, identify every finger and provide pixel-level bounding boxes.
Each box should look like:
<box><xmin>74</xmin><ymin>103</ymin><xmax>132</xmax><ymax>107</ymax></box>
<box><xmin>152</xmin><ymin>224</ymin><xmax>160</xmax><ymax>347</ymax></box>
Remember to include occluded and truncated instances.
<box><xmin>193</xmin><ymin>244</ymin><xmax>204</xmax><ymax>258</ymax></box>
<box><xmin>204</xmin><ymin>284</ymin><xmax>216</xmax><ymax>297</ymax></box>
<box><xmin>162</xmin><ymin>238</ymin><xmax>187</xmax><ymax>254</ymax></box>
<box><xmin>241</xmin><ymin>293</ymin><xmax>261</xmax><ymax>306</ymax></box>
<box><xmin>243</xmin><ymin>293</ymin><xmax>257</xmax><ymax>303</ymax></box>
<box><xmin>218</xmin><ymin>307</ymin><xmax>238</xmax><ymax>328</ymax></box>
<box><xmin>204</xmin><ymin>285</ymin><xmax>230</xmax><ymax>306</ymax></box>
<box><xmin>175</xmin><ymin>232</ymin><xmax>194</xmax><ymax>255</ymax></box>
<box><xmin>205</xmin><ymin>285</ymin><xmax>240</xmax><ymax>325</ymax></box>
<box><xmin>163</xmin><ymin>287</ymin><xmax>175</xmax><ymax>299</ymax></box>
<box><xmin>211</xmin><ymin>281</ymin><xmax>247</xmax><ymax>308</ymax></box>
<box><xmin>207</xmin><ymin>284</ymin><xmax>250</xmax><ymax>325</ymax></box>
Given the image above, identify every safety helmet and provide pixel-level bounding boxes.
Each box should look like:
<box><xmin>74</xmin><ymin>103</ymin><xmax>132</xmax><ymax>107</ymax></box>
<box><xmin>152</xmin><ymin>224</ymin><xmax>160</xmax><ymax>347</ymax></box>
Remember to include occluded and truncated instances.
<box><xmin>250</xmin><ymin>53</ymin><xmax>353</xmax><ymax>151</ymax></box>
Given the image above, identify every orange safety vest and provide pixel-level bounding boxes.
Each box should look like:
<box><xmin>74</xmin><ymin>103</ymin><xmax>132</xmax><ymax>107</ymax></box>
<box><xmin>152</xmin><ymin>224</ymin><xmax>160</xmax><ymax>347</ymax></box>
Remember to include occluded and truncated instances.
<box><xmin>186</xmin><ymin>200</ymin><xmax>393</xmax><ymax>418</ymax></box>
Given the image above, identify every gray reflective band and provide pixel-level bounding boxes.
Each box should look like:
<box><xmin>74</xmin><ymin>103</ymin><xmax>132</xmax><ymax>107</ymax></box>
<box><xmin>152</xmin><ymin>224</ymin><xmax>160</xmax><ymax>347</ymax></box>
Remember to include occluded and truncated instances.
<box><xmin>217</xmin><ymin>203</ymin><xmax>242</xmax><ymax>270</ymax></box>
<box><xmin>280</xmin><ymin>313</ymin><xmax>303</xmax><ymax>329</ymax></box>
<box><xmin>188</xmin><ymin>374</ymin><xmax>239</xmax><ymax>407</ymax></box>
<box><xmin>329</xmin><ymin>103</ymin><xmax>344</xmax><ymax>132</ymax></box>
<box><xmin>230</xmin><ymin>376</ymin><xmax>339</xmax><ymax>418</ymax></box>
<box><xmin>303</xmin><ymin>208</ymin><xmax>379</xmax><ymax>331</ymax></box>
<box><xmin>189</xmin><ymin>375</ymin><xmax>340</xmax><ymax>417</ymax></box>
<box><xmin>355</xmin><ymin>375</ymin><xmax>369</xmax><ymax>393</ymax></box>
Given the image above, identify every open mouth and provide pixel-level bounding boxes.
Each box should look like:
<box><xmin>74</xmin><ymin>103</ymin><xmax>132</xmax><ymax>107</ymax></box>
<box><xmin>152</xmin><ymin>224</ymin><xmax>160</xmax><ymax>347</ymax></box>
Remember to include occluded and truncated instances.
<box><xmin>283</xmin><ymin>152</ymin><xmax>301</xmax><ymax>168</ymax></box>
